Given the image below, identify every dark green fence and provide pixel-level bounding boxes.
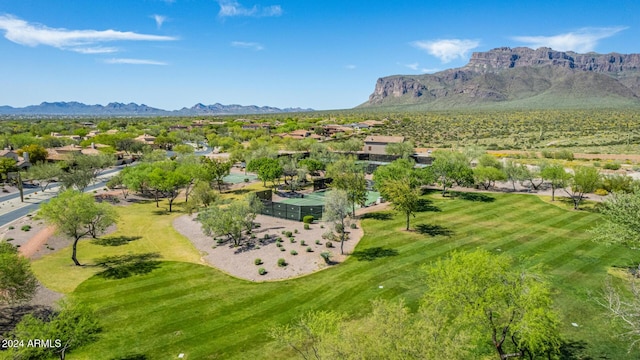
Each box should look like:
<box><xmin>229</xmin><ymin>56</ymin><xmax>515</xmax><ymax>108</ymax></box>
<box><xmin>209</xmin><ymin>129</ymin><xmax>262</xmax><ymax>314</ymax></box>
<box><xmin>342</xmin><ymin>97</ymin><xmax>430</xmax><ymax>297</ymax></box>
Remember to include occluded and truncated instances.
<box><xmin>260</xmin><ymin>201</ymin><xmax>324</xmax><ymax>221</ymax></box>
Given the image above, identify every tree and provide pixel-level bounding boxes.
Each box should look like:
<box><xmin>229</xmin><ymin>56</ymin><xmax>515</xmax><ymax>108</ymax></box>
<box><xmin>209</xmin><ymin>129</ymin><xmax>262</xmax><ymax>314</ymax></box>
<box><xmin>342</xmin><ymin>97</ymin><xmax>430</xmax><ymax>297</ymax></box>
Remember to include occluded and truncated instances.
<box><xmin>197</xmin><ymin>194</ymin><xmax>262</xmax><ymax>246</ymax></box>
<box><xmin>18</xmin><ymin>144</ymin><xmax>48</xmax><ymax>163</ymax></box>
<box><xmin>503</xmin><ymin>160</ymin><xmax>529</xmax><ymax>191</ymax></box>
<box><xmin>323</xmin><ymin>190</ymin><xmax>351</xmax><ymax>254</ymax></box>
<box><xmin>26</xmin><ymin>162</ymin><xmax>64</xmax><ymax>192</ymax></box>
<box><xmin>7</xmin><ymin>299</ymin><xmax>100</xmax><ymax>360</ymax></box>
<box><xmin>71</xmin><ymin>153</ymin><xmax>116</xmax><ymax>184</ymax></box>
<box><xmin>39</xmin><ymin>190</ymin><xmax>118</xmax><ymax>266</ymax></box>
<box><xmin>478</xmin><ymin>153</ymin><xmax>502</xmax><ymax>169</ymax></box>
<box><xmin>431</xmin><ymin>150</ymin><xmax>473</xmax><ymax>196</ymax></box>
<box><xmin>0</xmin><ymin>242</ymin><xmax>37</xmax><ymax>306</ymax></box>
<box><xmin>298</xmin><ymin>158</ymin><xmax>325</xmax><ymax>177</ymax></box>
<box><xmin>147</xmin><ymin>161</ymin><xmax>190</xmax><ymax>212</ymax></box>
<box><xmin>326</xmin><ymin>158</ymin><xmax>367</xmax><ymax>217</ymax></box>
<box><xmin>0</xmin><ymin>157</ymin><xmax>17</xmax><ymax>182</ymax></box>
<box><xmin>173</xmin><ymin>144</ymin><xmax>195</xmax><ymax>155</ymax></box>
<box><xmin>564</xmin><ymin>166</ymin><xmax>600</xmax><ymax>209</ymax></box>
<box><xmin>373</xmin><ymin>158</ymin><xmax>431</xmax><ymax>197</ymax></box>
<box><xmin>106</xmin><ymin>173</ymin><xmax>129</xmax><ymax>199</ymax></box>
<box><xmin>271</xmin><ymin>299</ymin><xmax>472</xmax><ymax>360</ymax></box>
<box><xmin>422</xmin><ymin>250</ymin><xmax>562</xmax><ymax>359</ymax></box>
<box><xmin>473</xmin><ymin>166</ymin><xmax>507</xmax><ymax>190</ymax></box>
<box><xmin>540</xmin><ymin>163</ymin><xmax>570</xmax><ymax>201</ymax></box>
<box><xmin>591</xmin><ymin>188</ymin><xmax>640</xmax><ymax>250</ymax></box>
<box><xmin>183</xmin><ymin>181</ymin><xmax>218</xmax><ymax>214</ymax></box>
<box><xmin>202</xmin><ymin>157</ymin><xmax>232</xmax><ymax>191</ymax></box>
<box><xmin>385</xmin><ymin>141</ymin><xmax>415</xmax><ymax>159</ymax></box>
<box><xmin>379</xmin><ymin>179</ymin><xmax>420</xmax><ymax>230</ymax></box>
<box><xmin>597</xmin><ymin>277</ymin><xmax>640</xmax><ymax>352</ymax></box>
<box><xmin>247</xmin><ymin>157</ymin><xmax>282</xmax><ymax>187</ymax></box>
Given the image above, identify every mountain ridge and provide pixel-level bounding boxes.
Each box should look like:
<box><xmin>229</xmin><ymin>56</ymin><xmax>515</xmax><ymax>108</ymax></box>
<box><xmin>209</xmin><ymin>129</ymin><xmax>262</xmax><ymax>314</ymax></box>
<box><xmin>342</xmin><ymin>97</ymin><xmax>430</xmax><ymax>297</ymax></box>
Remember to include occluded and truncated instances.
<box><xmin>361</xmin><ymin>47</ymin><xmax>640</xmax><ymax>110</ymax></box>
<box><xmin>0</xmin><ymin>101</ymin><xmax>314</xmax><ymax>116</ymax></box>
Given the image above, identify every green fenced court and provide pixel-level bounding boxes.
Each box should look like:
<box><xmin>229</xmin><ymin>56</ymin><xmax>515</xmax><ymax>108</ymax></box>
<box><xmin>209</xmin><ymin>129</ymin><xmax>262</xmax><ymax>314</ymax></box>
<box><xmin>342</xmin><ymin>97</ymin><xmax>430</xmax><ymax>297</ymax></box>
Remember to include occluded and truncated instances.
<box><xmin>279</xmin><ymin>190</ymin><xmax>381</xmax><ymax>207</ymax></box>
<box><xmin>223</xmin><ymin>173</ymin><xmax>257</xmax><ymax>184</ymax></box>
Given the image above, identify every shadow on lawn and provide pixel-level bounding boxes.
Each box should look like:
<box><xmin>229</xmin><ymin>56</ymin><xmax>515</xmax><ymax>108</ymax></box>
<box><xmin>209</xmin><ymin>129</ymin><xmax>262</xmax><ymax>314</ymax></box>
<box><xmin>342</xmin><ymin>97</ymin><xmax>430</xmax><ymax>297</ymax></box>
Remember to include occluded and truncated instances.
<box><xmin>92</xmin><ymin>236</ymin><xmax>142</xmax><ymax>247</ymax></box>
<box><xmin>558</xmin><ymin>340</ymin><xmax>591</xmax><ymax>360</ymax></box>
<box><xmin>94</xmin><ymin>252</ymin><xmax>161</xmax><ymax>279</ymax></box>
<box><xmin>361</xmin><ymin>212</ymin><xmax>394</xmax><ymax>221</ymax></box>
<box><xmin>110</xmin><ymin>354</ymin><xmax>148</xmax><ymax>360</ymax></box>
<box><xmin>416</xmin><ymin>198</ymin><xmax>441</xmax><ymax>213</ymax></box>
<box><xmin>351</xmin><ymin>247</ymin><xmax>399</xmax><ymax>261</ymax></box>
<box><xmin>415</xmin><ymin>224</ymin><xmax>454</xmax><ymax>237</ymax></box>
<box><xmin>449</xmin><ymin>191</ymin><xmax>496</xmax><ymax>203</ymax></box>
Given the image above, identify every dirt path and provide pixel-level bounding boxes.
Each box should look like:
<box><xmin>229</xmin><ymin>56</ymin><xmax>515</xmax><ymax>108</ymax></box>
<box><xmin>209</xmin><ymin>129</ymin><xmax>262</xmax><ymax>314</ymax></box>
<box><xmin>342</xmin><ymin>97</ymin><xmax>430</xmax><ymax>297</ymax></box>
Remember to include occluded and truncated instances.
<box><xmin>18</xmin><ymin>226</ymin><xmax>55</xmax><ymax>259</ymax></box>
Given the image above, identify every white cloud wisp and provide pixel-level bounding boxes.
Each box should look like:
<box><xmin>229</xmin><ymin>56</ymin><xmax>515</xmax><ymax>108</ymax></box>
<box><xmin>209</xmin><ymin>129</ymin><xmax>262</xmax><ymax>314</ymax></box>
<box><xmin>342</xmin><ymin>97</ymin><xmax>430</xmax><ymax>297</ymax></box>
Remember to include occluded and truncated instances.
<box><xmin>411</xmin><ymin>39</ymin><xmax>480</xmax><ymax>63</ymax></box>
<box><xmin>231</xmin><ymin>41</ymin><xmax>264</xmax><ymax>51</ymax></box>
<box><xmin>152</xmin><ymin>14</ymin><xmax>168</xmax><ymax>29</ymax></box>
<box><xmin>0</xmin><ymin>14</ymin><xmax>177</xmax><ymax>53</ymax></box>
<box><xmin>217</xmin><ymin>0</ymin><xmax>282</xmax><ymax>18</ymax></box>
<box><xmin>512</xmin><ymin>27</ymin><xmax>627</xmax><ymax>53</ymax></box>
<box><xmin>104</xmin><ymin>58</ymin><xmax>168</xmax><ymax>66</ymax></box>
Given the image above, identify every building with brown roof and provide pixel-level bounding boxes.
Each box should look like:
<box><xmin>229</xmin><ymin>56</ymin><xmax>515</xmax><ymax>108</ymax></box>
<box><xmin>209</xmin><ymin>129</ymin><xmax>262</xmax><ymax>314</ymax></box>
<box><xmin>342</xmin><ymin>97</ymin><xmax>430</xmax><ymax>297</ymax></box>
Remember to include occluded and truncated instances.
<box><xmin>363</xmin><ymin>135</ymin><xmax>405</xmax><ymax>155</ymax></box>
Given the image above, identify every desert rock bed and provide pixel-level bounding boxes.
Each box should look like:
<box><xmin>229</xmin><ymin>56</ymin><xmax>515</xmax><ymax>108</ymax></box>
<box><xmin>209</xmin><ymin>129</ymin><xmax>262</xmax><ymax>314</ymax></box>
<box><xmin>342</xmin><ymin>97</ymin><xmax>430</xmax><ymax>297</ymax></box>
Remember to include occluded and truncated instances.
<box><xmin>173</xmin><ymin>214</ymin><xmax>363</xmax><ymax>281</ymax></box>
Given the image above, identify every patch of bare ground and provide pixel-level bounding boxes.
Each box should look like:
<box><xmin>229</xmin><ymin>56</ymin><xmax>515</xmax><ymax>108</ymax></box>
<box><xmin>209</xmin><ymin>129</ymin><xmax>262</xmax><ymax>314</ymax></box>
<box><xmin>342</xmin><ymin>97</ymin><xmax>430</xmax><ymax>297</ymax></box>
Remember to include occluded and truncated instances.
<box><xmin>173</xmin><ymin>213</ymin><xmax>365</xmax><ymax>282</ymax></box>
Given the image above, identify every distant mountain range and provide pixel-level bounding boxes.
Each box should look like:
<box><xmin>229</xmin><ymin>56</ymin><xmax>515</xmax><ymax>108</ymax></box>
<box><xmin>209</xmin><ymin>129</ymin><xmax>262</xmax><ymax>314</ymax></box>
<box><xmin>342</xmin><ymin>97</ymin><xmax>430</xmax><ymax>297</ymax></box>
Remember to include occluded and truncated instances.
<box><xmin>0</xmin><ymin>101</ymin><xmax>314</xmax><ymax>116</ymax></box>
<box><xmin>360</xmin><ymin>47</ymin><xmax>640</xmax><ymax>110</ymax></box>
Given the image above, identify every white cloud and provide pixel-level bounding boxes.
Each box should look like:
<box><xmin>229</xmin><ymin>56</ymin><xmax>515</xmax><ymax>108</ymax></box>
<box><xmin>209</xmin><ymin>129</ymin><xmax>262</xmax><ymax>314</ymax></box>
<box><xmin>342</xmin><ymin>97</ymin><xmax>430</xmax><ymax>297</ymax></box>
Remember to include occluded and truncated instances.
<box><xmin>231</xmin><ymin>41</ymin><xmax>264</xmax><ymax>51</ymax></box>
<box><xmin>345</xmin><ymin>64</ymin><xmax>356</xmax><ymax>70</ymax></box>
<box><xmin>411</xmin><ymin>39</ymin><xmax>480</xmax><ymax>63</ymax></box>
<box><xmin>152</xmin><ymin>14</ymin><xmax>167</xmax><ymax>29</ymax></box>
<box><xmin>511</xmin><ymin>27</ymin><xmax>627</xmax><ymax>53</ymax></box>
<box><xmin>0</xmin><ymin>14</ymin><xmax>177</xmax><ymax>53</ymax></box>
<box><xmin>72</xmin><ymin>46</ymin><xmax>119</xmax><ymax>54</ymax></box>
<box><xmin>104</xmin><ymin>58</ymin><xmax>168</xmax><ymax>65</ymax></box>
<box><xmin>217</xmin><ymin>0</ymin><xmax>282</xmax><ymax>18</ymax></box>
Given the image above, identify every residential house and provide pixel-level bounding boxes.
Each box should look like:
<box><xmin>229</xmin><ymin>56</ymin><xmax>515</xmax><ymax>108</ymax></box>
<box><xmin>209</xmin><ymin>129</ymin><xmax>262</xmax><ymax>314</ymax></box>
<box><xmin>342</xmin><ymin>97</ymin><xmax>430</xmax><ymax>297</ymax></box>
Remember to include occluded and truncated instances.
<box><xmin>363</xmin><ymin>135</ymin><xmax>405</xmax><ymax>155</ymax></box>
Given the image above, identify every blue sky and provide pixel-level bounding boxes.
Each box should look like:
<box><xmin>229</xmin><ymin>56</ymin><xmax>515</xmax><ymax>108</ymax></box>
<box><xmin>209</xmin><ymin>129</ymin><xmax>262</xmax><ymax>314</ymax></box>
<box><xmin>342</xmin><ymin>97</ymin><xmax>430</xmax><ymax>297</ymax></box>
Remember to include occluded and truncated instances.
<box><xmin>0</xmin><ymin>0</ymin><xmax>639</xmax><ymax>110</ymax></box>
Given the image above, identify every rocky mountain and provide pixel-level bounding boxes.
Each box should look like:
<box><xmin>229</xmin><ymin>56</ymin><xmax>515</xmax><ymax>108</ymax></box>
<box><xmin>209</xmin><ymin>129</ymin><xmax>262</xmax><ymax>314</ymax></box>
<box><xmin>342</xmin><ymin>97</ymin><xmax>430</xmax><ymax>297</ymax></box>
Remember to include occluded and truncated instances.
<box><xmin>361</xmin><ymin>47</ymin><xmax>640</xmax><ymax>110</ymax></box>
<box><xmin>0</xmin><ymin>101</ymin><xmax>313</xmax><ymax>117</ymax></box>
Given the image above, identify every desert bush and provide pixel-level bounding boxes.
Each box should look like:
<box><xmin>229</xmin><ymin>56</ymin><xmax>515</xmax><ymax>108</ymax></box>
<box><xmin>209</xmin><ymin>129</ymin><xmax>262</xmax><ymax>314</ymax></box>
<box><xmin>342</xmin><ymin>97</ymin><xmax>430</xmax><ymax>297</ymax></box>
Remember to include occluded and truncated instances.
<box><xmin>277</xmin><ymin>258</ymin><xmax>287</xmax><ymax>267</ymax></box>
<box><xmin>304</xmin><ymin>223</ymin><xmax>310</xmax><ymax>230</ymax></box>
<box><xmin>594</xmin><ymin>188</ymin><xmax>608</xmax><ymax>196</ymax></box>
<box><xmin>300</xmin><ymin>240</ymin><xmax>306</xmax><ymax>246</ymax></box>
<box><xmin>325</xmin><ymin>241</ymin><xmax>333</xmax><ymax>248</ymax></box>
<box><xmin>302</xmin><ymin>215</ymin><xmax>314</xmax><ymax>224</ymax></box>
<box><xmin>258</xmin><ymin>267</ymin><xmax>266</xmax><ymax>275</ymax></box>
<box><xmin>306</xmin><ymin>247</ymin><xmax>313</xmax><ymax>253</ymax></box>
<box><xmin>284</xmin><ymin>231</ymin><xmax>293</xmax><ymax>237</ymax></box>
<box><xmin>350</xmin><ymin>223</ymin><xmax>357</xmax><ymax>229</ymax></box>
<box><xmin>320</xmin><ymin>252</ymin><xmax>331</xmax><ymax>263</ymax></box>
<box><xmin>315</xmin><ymin>240</ymin><xmax>321</xmax><ymax>245</ymax></box>
<box><xmin>289</xmin><ymin>238</ymin><xmax>295</xmax><ymax>243</ymax></box>
<box><xmin>21</xmin><ymin>225</ymin><xmax>31</xmax><ymax>231</ymax></box>
<box><xmin>603</xmin><ymin>162</ymin><xmax>621</xmax><ymax>170</ymax></box>
<box><xmin>290</xmin><ymin>250</ymin><xmax>298</xmax><ymax>255</ymax></box>
<box><xmin>254</xmin><ymin>258</ymin><xmax>263</xmax><ymax>265</ymax></box>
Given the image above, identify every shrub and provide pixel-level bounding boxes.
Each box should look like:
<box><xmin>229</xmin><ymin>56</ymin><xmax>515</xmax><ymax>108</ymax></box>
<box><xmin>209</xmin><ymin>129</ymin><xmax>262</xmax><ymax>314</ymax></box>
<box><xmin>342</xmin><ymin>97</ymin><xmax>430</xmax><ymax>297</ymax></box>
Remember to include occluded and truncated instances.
<box><xmin>594</xmin><ymin>188</ymin><xmax>609</xmax><ymax>196</ymax></box>
<box><xmin>320</xmin><ymin>252</ymin><xmax>332</xmax><ymax>264</ymax></box>
<box><xmin>244</xmin><ymin>178</ymin><xmax>250</xmax><ymax>183</ymax></box>
<box><xmin>335</xmin><ymin>223</ymin><xmax>344</xmax><ymax>234</ymax></box>
<box><xmin>254</xmin><ymin>258</ymin><xmax>263</xmax><ymax>265</ymax></box>
<box><xmin>603</xmin><ymin>162</ymin><xmax>621</xmax><ymax>170</ymax></box>
<box><xmin>277</xmin><ymin>258</ymin><xmax>287</xmax><ymax>267</ymax></box>
<box><xmin>21</xmin><ymin>225</ymin><xmax>31</xmax><ymax>232</ymax></box>
<box><xmin>8</xmin><ymin>226</ymin><xmax>14</xmax><ymax>230</ymax></box>
<box><xmin>294</xmin><ymin>229</ymin><xmax>299</xmax><ymax>234</ymax></box>
<box><xmin>300</xmin><ymin>240</ymin><xmax>306</xmax><ymax>246</ymax></box>
<box><xmin>6</xmin><ymin>238</ymin><xmax>14</xmax><ymax>242</ymax></box>
<box><xmin>306</xmin><ymin>247</ymin><xmax>313</xmax><ymax>253</ymax></box>
<box><xmin>276</xmin><ymin>242</ymin><xmax>283</xmax><ymax>248</ymax></box>
<box><xmin>289</xmin><ymin>238</ymin><xmax>296</xmax><ymax>243</ymax></box>
<box><xmin>326</xmin><ymin>241</ymin><xmax>333</xmax><ymax>248</ymax></box>
<box><xmin>264</xmin><ymin>234</ymin><xmax>270</xmax><ymax>240</ymax></box>
<box><xmin>304</xmin><ymin>223</ymin><xmax>310</xmax><ymax>230</ymax></box>
<box><xmin>593</xmin><ymin>162</ymin><xmax>601</xmax><ymax>168</ymax></box>
<box><xmin>280</xmin><ymin>247</ymin><xmax>286</xmax><ymax>251</ymax></box>
<box><xmin>320</xmin><ymin>225</ymin><xmax>324</xmax><ymax>229</ymax></box>
<box><xmin>291</xmin><ymin>250</ymin><xmax>298</xmax><ymax>255</ymax></box>
<box><xmin>303</xmin><ymin>215</ymin><xmax>314</xmax><ymax>224</ymax></box>
<box><xmin>258</xmin><ymin>267</ymin><xmax>266</xmax><ymax>275</ymax></box>
<box><xmin>350</xmin><ymin>223</ymin><xmax>357</xmax><ymax>229</ymax></box>
<box><xmin>284</xmin><ymin>231</ymin><xmax>293</xmax><ymax>237</ymax></box>
<box><xmin>315</xmin><ymin>240</ymin><xmax>321</xmax><ymax>245</ymax></box>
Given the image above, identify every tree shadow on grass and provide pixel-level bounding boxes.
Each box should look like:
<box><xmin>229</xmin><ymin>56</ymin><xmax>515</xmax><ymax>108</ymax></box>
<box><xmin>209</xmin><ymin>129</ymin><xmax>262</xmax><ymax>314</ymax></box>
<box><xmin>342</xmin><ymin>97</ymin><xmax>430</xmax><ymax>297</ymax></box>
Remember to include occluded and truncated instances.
<box><xmin>110</xmin><ymin>354</ymin><xmax>148</xmax><ymax>360</ymax></box>
<box><xmin>94</xmin><ymin>253</ymin><xmax>161</xmax><ymax>279</ymax></box>
<box><xmin>361</xmin><ymin>212</ymin><xmax>394</xmax><ymax>221</ymax></box>
<box><xmin>351</xmin><ymin>247</ymin><xmax>399</xmax><ymax>261</ymax></box>
<box><xmin>449</xmin><ymin>191</ymin><xmax>495</xmax><ymax>202</ymax></box>
<box><xmin>558</xmin><ymin>340</ymin><xmax>592</xmax><ymax>360</ymax></box>
<box><xmin>416</xmin><ymin>198</ymin><xmax>441</xmax><ymax>213</ymax></box>
<box><xmin>415</xmin><ymin>223</ymin><xmax>454</xmax><ymax>237</ymax></box>
<box><xmin>91</xmin><ymin>236</ymin><xmax>142</xmax><ymax>247</ymax></box>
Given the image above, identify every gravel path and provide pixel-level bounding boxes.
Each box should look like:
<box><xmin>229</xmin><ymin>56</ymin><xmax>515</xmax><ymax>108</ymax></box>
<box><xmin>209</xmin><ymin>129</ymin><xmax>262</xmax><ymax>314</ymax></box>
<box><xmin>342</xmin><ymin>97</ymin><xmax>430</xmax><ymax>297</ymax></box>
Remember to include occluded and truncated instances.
<box><xmin>173</xmin><ymin>213</ymin><xmax>364</xmax><ymax>282</ymax></box>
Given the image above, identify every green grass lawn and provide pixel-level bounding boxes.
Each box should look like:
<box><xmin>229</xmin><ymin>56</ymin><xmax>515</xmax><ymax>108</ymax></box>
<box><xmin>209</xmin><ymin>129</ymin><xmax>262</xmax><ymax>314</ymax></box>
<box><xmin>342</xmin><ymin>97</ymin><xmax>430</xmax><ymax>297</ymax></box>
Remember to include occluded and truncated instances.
<box><xmin>39</xmin><ymin>192</ymin><xmax>639</xmax><ymax>359</ymax></box>
<box><xmin>31</xmin><ymin>199</ymin><xmax>204</xmax><ymax>293</ymax></box>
